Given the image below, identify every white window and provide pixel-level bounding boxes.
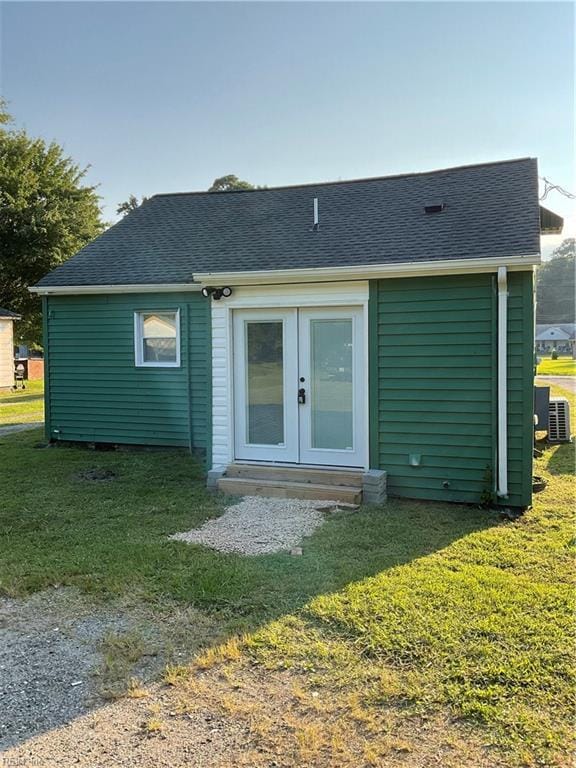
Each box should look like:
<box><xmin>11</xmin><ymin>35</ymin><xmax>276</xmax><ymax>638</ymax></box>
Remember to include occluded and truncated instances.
<box><xmin>134</xmin><ymin>310</ymin><xmax>180</xmax><ymax>367</ymax></box>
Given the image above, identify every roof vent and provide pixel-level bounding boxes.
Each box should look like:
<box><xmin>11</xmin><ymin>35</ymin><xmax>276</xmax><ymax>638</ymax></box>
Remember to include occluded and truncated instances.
<box><xmin>424</xmin><ymin>201</ymin><xmax>445</xmax><ymax>214</ymax></box>
<box><xmin>313</xmin><ymin>197</ymin><xmax>319</xmax><ymax>230</ymax></box>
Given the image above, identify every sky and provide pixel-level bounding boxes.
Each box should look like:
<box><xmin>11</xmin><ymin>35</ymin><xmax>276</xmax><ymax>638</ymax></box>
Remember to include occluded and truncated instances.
<box><xmin>1</xmin><ymin>1</ymin><xmax>574</xmax><ymax>256</ymax></box>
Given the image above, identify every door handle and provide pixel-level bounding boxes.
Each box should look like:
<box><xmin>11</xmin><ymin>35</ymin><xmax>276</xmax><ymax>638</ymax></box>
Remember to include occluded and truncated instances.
<box><xmin>298</xmin><ymin>388</ymin><xmax>306</xmax><ymax>405</ymax></box>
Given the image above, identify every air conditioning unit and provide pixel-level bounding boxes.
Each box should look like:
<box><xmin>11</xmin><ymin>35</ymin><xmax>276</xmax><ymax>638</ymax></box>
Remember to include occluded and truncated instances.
<box><xmin>548</xmin><ymin>398</ymin><xmax>572</xmax><ymax>443</ymax></box>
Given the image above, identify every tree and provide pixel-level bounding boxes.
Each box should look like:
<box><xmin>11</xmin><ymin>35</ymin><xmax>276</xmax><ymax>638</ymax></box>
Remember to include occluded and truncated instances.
<box><xmin>536</xmin><ymin>239</ymin><xmax>575</xmax><ymax>324</ymax></box>
<box><xmin>548</xmin><ymin>238</ymin><xmax>575</xmax><ymax>261</ymax></box>
<box><xmin>0</xmin><ymin>101</ymin><xmax>104</xmax><ymax>345</ymax></box>
<box><xmin>0</xmin><ymin>99</ymin><xmax>11</xmax><ymax>125</ymax></box>
<box><xmin>117</xmin><ymin>194</ymin><xmax>148</xmax><ymax>216</ymax></box>
<box><xmin>208</xmin><ymin>174</ymin><xmax>254</xmax><ymax>192</ymax></box>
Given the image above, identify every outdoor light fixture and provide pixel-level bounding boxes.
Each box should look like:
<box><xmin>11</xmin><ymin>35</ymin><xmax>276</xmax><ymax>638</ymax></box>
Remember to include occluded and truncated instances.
<box><xmin>201</xmin><ymin>286</ymin><xmax>233</xmax><ymax>300</ymax></box>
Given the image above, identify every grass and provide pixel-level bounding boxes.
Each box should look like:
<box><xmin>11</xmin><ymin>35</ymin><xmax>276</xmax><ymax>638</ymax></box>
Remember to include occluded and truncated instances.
<box><xmin>0</xmin><ymin>378</ymin><xmax>44</xmax><ymax>425</ymax></box>
<box><xmin>141</xmin><ymin>716</ymin><xmax>164</xmax><ymax>735</ymax></box>
<box><xmin>0</xmin><ymin>434</ymin><xmax>492</xmax><ymax>611</ymax></box>
<box><xmin>0</xmin><ymin>388</ymin><xmax>574</xmax><ymax>765</ymax></box>
<box><xmin>236</xmin><ymin>381</ymin><xmax>575</xmax><ymax>766</ymax></box>
<box><xmin>97</xmin><ymin>630</ymin><xmax>146</xmax><ymax>699</ymax></box>
<box><xmin>536</xmin><ymin>357</ymin><xmax>576</xmax><ymax>376</ymax></box>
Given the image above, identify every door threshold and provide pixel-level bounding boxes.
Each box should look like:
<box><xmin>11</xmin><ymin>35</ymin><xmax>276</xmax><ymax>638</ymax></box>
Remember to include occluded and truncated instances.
<box><xmin>232</xmin><ymin>460</ymin><xmax>365</xmax><ymax>471</ymax></box>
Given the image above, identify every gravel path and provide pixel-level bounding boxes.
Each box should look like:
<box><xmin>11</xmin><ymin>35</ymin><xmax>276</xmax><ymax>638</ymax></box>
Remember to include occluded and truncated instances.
<box><xmin>170</xmin><ymin>496</ymin><xmax>335</xmax><ymax>555</ymax></box>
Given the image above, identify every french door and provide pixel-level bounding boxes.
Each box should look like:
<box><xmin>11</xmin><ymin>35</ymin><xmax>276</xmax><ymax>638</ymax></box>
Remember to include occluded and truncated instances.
<box><xmin>233</xmin><ymin>307</ymin><xmax>366</xmax><ymax>467</ymax></box>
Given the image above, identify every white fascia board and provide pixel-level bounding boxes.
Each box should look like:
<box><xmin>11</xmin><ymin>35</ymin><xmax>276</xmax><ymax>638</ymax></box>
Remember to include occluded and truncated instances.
<box><xmin>29</xmin><ymin>283</ymin><xmax>201</xmax><ymax>296</ymax></box>
<box><xmin>29</xmin><ymin>254</ymin><xmax>540</xmax><ymax>294</ymax></box>
<box><xmin>194</xmin><ymin>254</ymin><xmax>540</xmax><ymax>286</ymax></box>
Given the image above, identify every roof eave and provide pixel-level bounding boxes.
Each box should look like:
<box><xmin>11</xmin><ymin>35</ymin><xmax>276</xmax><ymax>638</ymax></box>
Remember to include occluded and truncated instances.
<box><xmin>194</xmin><ymin>254</ymin><xmax>540</xmax><ymax>287</ymax></box>
<box><xmin>540</xmin><ymin>206</ymin><xmax>564</xmax><ymax>235</ymax></box>
<box><xmin>29</xmin><ymin>282</ymin><xmax>201</xmax><ymax>296</ymax></box>
<box><xmin>30</xmin><ymin>255</ymin><xmax>540</xmax><ymax>295</ymax></box>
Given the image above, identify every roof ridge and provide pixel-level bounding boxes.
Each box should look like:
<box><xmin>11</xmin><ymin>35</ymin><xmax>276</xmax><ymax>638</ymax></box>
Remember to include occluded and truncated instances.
<box><xmin>150</xmin><ymin>157</ymin><xmax>536</xmax><ymax>200</ymax></box>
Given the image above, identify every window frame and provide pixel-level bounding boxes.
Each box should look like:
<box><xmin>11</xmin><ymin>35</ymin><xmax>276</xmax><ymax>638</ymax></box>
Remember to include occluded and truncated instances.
<box><xmin>134</xmin><ymin>309</ymin><xmax>181</xmax><ymax>368</ymax></box>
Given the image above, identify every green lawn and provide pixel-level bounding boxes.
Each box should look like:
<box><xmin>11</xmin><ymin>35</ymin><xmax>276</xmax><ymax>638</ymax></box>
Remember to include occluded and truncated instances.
<box><xmin>0</xmin><ymin>378</ymin><xmax>44</xmax><ymax>426</ymax></box>
<box><xmin>0</xmin><ymin>388</ymin><xmax>574</xmax><ymax>766</ymax></box>
<box><xmin>0</xmin><ymin>432</ymin><xmax>492</xmax><ymax>613</ymax></box>
<box><xmin>239</xmin><ymin>387</ymin><xmax>576</xmax><ymax>767</ymax></box>
<box><xmin>537</xmin><ymin>357</ymin><xmax>576</xmax><ymax>376</ymax></box>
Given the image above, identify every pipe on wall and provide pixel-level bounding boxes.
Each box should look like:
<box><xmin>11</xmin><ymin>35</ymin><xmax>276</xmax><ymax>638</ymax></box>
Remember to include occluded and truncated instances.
<box><xmin>497</xmin><ymin>266</ymin><xmax>508</xmax><ymax>498</ymax></box>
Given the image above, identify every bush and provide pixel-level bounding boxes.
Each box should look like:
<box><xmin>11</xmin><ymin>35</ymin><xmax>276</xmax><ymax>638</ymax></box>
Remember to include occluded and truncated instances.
<box><xmin>551</xmin><ymin>349</ymin><xmax>559</xmax><ymax>360</ymax></box>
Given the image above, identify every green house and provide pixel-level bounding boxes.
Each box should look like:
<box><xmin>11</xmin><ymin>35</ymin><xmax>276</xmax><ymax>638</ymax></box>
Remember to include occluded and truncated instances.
<box><xmin>32</xmin><ymin>158</ymin><xmax>563</xmax><ymax>508</ymax></box>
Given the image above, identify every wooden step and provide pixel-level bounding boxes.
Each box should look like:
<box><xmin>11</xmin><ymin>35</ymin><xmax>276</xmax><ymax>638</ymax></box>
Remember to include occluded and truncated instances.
<box><xmin>217</xmin><ymin>477</ymin><xmax>362</xmax><ymax>504</ymax></box>
<box><xmin>226</xmin><ymin>464</ymin><xmax>364</xmax><ymax>487</ymax></box>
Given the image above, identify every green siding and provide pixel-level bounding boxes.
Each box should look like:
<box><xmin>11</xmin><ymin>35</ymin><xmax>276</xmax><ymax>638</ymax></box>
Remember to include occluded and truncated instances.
<box><xmin>45</xmin><ymin>292</ymin><xmax>210</xmax><ymax>450</ymax></box>
<box><xmin>42</xmin><ymin>295</ymin><xmax>52</xmax><ymax>442</ymax></box>
<box><xmin>507</xmin><ymin>270</ymin><xmax>534</xmax><ymax>507</ymax></box>
<box><xmin>371</xmin><ymin>272</ymin><xmax>533</xmax><ymax>507</ymax></box>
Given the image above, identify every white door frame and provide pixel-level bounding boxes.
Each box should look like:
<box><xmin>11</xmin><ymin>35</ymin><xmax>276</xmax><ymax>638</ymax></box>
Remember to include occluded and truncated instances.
<box><xmin>231</xmin><ymin>303</ymin><xmax>367</xmax><ymax>468</ymax></box>
<box><xmin>232</xmin><ymin>308</ymin><xmax>299</xmax><ymax>463</ymax></box>
<box><xmin>297</xmin><ymin>306</ymin><xmax>366</xmax><ymax>468</ymax></box>
<box><xmin>210</xmin><ymin>282</ymin><xmax>370</xmax><ymax>471</ymax></box>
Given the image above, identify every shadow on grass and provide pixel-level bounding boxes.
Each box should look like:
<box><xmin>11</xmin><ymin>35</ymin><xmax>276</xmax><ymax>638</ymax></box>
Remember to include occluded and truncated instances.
<box><xmin>0</xmin><ymin>428</ymin><xmax>500</xmax><ymax>750</ymax></box>
<box><xmin>544</xmin><ymin>441</ymin><xmax>575</xmax><ymax>476</ymax></box>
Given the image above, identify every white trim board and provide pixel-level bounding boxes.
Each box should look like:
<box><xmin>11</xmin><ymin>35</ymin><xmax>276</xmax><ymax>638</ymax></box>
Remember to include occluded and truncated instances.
<box><xmin>196</xmin><ymin>254</ymin><xmax>539</xmax><ymax>286</ymax></box>
<box><xmin>30</xmin><ymin>283</ymin><xmax>201</xmax><ymax>296</ymax></box>
<box><xmin>30</xmin><ymin>255</ymin><xmax>538</xmax><ymax>296</ymax></box>
<box><xmin>219</xmin><ymin>281</ymin><xmax>369</xmax><ymax>309</ymax></box>
<box><xmin>210</xmin><ymin>282</ymin><xmax>369</xmax><ymax>470</ymax></box>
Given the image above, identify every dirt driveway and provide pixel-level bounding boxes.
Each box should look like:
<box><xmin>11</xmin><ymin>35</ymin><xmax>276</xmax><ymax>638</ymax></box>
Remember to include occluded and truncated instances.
<box><xmin>0</xmin><ymin>588</ymin><xmax>222</xmax><ymax>755</ymax></box>
<box><xmin>0</xmin><ymin>421</ymin><xmax>43</xmax><ymax>437</ymax></box>
<box><xmin>1</xmin><ymin>589</ymin><xmax>503</xmax><ymax>768</ymax></box>
<box><xmin>536</xmin><ymin>375</ymin><xmax>576</xmax><ymax>394</ymax></box>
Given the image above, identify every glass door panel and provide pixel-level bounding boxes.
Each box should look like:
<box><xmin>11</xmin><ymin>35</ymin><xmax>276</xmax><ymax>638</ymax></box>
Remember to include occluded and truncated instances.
<box><xmin>233</xmin><ymin>309</ymin><xmax>298</xmax><ymax>463</ymax></box>
<box><xmin>299</xmin><ymin>307</ymin><xmax>365</xmax><ymax>467</ymax></box>
<box><xmin>310</xmin><ymin>319</ymin><xmax>353</xmax><ymax>450</ymax></box>
<box><xmin>246</xmin><ymin>321</ymin><xmax>284</xmax><ymax>445</ymax></box>
<box><xmin>233</xmin><ymin>306</ymin><xmax>364</xmax><ymax>467</ymax></box>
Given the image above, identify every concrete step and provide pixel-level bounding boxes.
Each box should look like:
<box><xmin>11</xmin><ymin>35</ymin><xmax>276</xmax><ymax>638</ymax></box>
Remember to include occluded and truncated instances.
<box><xmin>226</xmin><ymin>463</ymin><xmax>364</xmax><ymax>487</ymax></box>
<box><xmin>217</xmin><ymin>476</ymin><xmax>363</xmax><ymax>504</ymax></box>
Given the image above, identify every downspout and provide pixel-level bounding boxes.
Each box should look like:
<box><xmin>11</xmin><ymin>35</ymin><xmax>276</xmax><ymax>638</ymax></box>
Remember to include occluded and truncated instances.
<box><xmin>497</xmin><ymin>266</ymin><xmax>508</xmax><ymax>498</ymax></box>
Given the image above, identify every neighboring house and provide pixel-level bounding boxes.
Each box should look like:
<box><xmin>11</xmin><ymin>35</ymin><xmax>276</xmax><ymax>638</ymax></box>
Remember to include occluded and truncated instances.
<box><xmin>31</xmin><ymin>158</ymin><xmax>563</xmax><ymax>508</ymax></box>
<box><xmin>0</xmin><ymin>308</ymin><xmax>20</xmax><ymax>390</ymax></box>
<box><xmin>535</xmin><ymin>324</ymin><xmax>575</xmax><ymax>354</ymax></box>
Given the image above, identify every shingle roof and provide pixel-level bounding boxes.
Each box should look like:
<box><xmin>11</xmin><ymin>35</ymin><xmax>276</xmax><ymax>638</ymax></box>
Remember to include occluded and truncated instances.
<box><xmin>35</xmin><ymin>158</ymin><xmax>541</xmax><ymax>287</ymax></box>
<box><xmin>536</xmin><ymin>327</ymin><xmax>571</xmax><ymax>341</ymax></box>
<box><xmin>536</xmin><ymin>323</ymin><xmax>576</xmax><ymax>339</ymax></box>
<box><xmin>0</xmin><ymin>307</ymin><xmax>21</xmax><ymax>319</ymax></box>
